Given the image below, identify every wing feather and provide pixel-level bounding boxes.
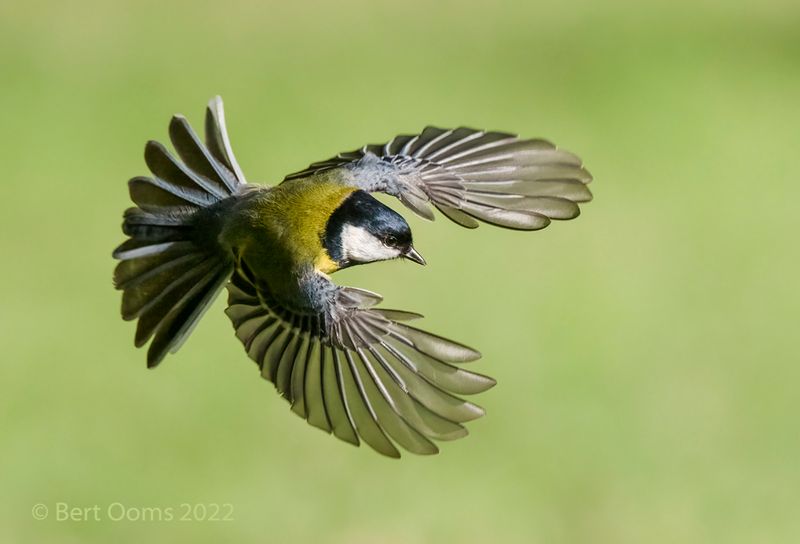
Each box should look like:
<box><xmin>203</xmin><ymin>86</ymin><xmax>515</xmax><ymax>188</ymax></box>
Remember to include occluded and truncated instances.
<box><xmin>274</xmin><ymin>315</ymin><xmax>303</xmax><ymax>395</ymax></box>
<box><xmin>321</xmin><ymin>345</ymin><xmax>360</xmax><ymax>445</ymax></box>
<box><xmin>340</xmin><ymin>348</ymin><xmax>400</xmax><ymax>458</ymax></box>
<box><xmin>353</xmin><ymin>347</ymin><xmax>438</xmax><ymax>455</ymax></box>
<box><xmin>304</xmin><ymin>338</ymin><xmax>332</xmax><ymax>433</ymax></box>
<box><xmin>289</xmin><ymin>333</ymin><xmax>310</xmax><ymax>419</ymax></box>
<box><xmin>224</xmin><ymin>267</ymin><xmax>494</xmax><ymax>457</ymax></box>
<box><xmin>366</xmin><ymin>345</ymin><xmax>468</xmax><ymax>441</ymax></box>
<box><xmin>284</xmin><ymin>126</ymin><xmax>592</xmax><ymax>231</ymax></box>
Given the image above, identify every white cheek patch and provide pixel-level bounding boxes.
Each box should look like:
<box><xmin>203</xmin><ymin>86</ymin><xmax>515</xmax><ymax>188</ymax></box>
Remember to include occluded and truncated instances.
<box><xmin>341</xmin><ymin>225</ymin><xmax>401</xmax><ymax>263</ymax></box>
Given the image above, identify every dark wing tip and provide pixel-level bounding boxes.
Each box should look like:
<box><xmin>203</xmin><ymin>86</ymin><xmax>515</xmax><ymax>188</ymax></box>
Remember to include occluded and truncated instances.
<box><xmin>146</xmin><ymin>350</ymin><xmax>164</xmax><ymax>368</ymax></box>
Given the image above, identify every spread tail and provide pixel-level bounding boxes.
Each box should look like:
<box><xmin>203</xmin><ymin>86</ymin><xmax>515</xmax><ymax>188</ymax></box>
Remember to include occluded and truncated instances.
<box><xmin>113</xmin><ymin>96</ymin><xmax>246</xmax><ymax>367</ymax></box>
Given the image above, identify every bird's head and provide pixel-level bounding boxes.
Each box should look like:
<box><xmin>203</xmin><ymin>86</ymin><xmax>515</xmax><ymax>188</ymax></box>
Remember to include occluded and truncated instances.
<box><xmin>322</xmin><ymin>190</ymin><xmax>425</xmax><ymax>269</ymax></box>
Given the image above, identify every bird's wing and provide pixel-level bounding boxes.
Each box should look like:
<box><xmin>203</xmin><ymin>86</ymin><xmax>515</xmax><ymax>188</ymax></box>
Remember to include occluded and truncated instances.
<box><xmin>225</xmin><ymin>264</ymin><xmax>495</xmax><ymax>458</ymax></box>
<box><xmin>284</xmin><ymin>126</ymin><xmax>592</xmax><ymax>230</ymax></box>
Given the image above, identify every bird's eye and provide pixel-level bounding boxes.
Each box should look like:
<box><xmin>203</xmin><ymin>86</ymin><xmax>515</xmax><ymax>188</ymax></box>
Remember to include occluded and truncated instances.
<box><xmin>384</xmin><ymin>234</ymin><xmax>398</xmax><ymax>246</ymax></box>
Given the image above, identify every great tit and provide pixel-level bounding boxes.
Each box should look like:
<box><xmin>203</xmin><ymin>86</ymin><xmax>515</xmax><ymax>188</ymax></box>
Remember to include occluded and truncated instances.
<box><xmin>113</xmin><ymin>97</ymin><xmax>593</xmax><ymax>457</ymax></box>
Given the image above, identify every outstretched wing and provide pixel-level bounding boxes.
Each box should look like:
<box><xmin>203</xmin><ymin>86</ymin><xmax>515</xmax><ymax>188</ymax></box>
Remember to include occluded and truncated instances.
<box><xmin>284</xmin><ymin>126</ymin><xmax>592</xmax><ymax>230</ymax></box>
<box><xmin>224</xmin><ymin>266</ymin><xmax>496</xmax><ymax>458</ymax></box>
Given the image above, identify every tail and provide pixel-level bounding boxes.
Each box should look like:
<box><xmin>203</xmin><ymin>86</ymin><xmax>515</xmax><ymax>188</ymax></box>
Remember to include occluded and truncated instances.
<box><xmin>113</xmin><ymin>96</ymin><xmax>247</xmax><ymax>367</ymax></box>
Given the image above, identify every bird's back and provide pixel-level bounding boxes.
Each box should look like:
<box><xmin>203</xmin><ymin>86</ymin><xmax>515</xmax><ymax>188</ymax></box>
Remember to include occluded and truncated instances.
<box><xmin>221</xmin><ymin>176</ymin><xmax>355</xmax><ymax>299</ymax></box>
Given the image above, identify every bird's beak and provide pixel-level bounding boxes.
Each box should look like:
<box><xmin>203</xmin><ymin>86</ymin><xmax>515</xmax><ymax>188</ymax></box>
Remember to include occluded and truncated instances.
<box><xmin>404</xmin><ymin>246</ymin><xmax>426</xmax><ymax>266</ymax></box>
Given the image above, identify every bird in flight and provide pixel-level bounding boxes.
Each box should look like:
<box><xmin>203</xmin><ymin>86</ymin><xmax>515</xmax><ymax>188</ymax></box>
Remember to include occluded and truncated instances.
<box><xmin>113</xmin><ymin>97</ymin><xmax>593</xmax><ymax>457</ymax></box>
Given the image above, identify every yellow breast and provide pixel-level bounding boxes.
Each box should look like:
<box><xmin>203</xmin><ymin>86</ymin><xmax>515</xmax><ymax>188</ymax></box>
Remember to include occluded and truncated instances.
<box><xmin>270</xmin><ymin>178</ymin><xmax>355</xmax><ymax>273</ymax></box>
<box><xmin>314</xmin><ymin>250</ymin><xmax>340</xmax><ymax>274</ymax></box>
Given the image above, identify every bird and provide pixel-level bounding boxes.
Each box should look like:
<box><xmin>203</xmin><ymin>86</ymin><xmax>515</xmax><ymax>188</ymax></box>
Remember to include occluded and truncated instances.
<box><xmin>113</xmin><ymin>96</ymin><xmax>593</xmax><ymax>457</ymax></box>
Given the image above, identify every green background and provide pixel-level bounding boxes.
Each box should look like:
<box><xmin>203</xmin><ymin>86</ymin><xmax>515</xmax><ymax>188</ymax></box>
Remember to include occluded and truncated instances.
<box><xmin>2</xmin><ymin>0</ymin><xmax>798</xmax><ymax>542</ymax></box>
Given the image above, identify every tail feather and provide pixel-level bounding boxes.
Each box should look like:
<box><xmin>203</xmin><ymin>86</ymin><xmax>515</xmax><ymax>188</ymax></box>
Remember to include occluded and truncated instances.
<box><xmin>169</xmin><ymin>114</ymin><xmax>240</xmax><ymax>194</ymax></box>
<box><xmin>143</xmin><ymin>264</ymin><xmax>232</xmax><ymax>365</ymax></box>
<box><xmin>144</xmin><ymin>140</ymin><xmax>230</xmax><ymax>200</ymax></box>
<box><xmin>121</xmin><ymin>254</ymin><xmax>217</xmax><ymax>322</ymax></box>
<box><xmin>205</xmin><ymin>97</ymin><xmax>247</xmax><ymax>184</ymax></box>
<box><xmin>114</xmin><ymin>96</ymin><xmax>246</xmax><ymax>367</ymax></box>
<box><xmin>114</xmin><ymin>248</ymin><xmax>205</xmax><ymax>290</ymax></box>
<box><xmin>129</xmin><ymin>175</ymin><xmax>219</xmax><ymax>209</ymax></box>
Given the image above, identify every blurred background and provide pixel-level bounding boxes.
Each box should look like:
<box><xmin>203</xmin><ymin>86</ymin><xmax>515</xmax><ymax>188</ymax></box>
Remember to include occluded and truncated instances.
<box><xmin>1</xmin><ymin>0</ymin><xmax>798</xmax><ymax>542</ymax></box>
